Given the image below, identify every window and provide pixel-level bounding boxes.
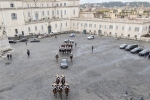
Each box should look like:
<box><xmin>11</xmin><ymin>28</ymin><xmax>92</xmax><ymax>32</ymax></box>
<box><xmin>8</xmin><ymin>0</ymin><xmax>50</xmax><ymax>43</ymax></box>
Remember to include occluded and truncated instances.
<box><xmin>35</xmin><ymin>26</ymin><xmax>37</xmax><ymax>31</ymax></box>
<box><xmin>64</xmin><ymin>10</ymin><xmax>66</xmax><ymax>15</ymax></box>
<box><xmin>60</xmin><ymin>3</ymin><xmax>62</xmax><ymax>6</ymax></box>
<box><xmin>11</xmin><ymin>13</ymin><xmax>17</xmax><ymax>20</ymax></box>
<box><xmin>122</xmin><ymin>26</ymin><xmax>124</xmax><ymax>30</ymax></box>
<box><xmin>85</xmin><ymin>23</ymin><xmax>87</xmax><ymax>27</ymax></box>
<box><xmin>81</xmin><ymin>23</ymin><xmax>82</xmax><ymax>26</ymax></box>
<box><xmin>64</xmin><ymin>3</ymin><xmax>66</xmax><ymax>6</ymax></box>
<box><xmin>135</xmin><ymin>27</ymin><xmax>139</xmax><ymax>32</ymax></box>
<box><xmin>42</xmin><ymin>4</ymin><xmax>44</xmax><ymax>7</ymax></box>
<box><xmin>61</xmin><ymin>10</ymin><xmax>62</xmax><ymax>15</ymax></box>
<box><xmin>47</xmin><ymin>4</ymin><xmax>49</xmax><ymax>7</ymax></box>
<box><xmin>73</xmin><ymin>23</ymin><xmax>74</xmax><ymax>26</ymax></box>
<box><xmin>55</xmin><ymin>24</ymin><xmax>57</xmax><ymax>28</ymax></box>
<box><xmin>52</xmin><ymin>11</ymin><xmax>54</xmax><ymax>15</ymax></box>
<box><xmin>41</xmin><ymin>25</ymin><xmax>43</xmax><ymax>30</ymax></box>
<box><xmin>66</xmin><ymin>22</ymin><xmax>67</xmax><ymax>26</ymax></box>
<box><xmin>145</xmin><ymin>27</ymin><xmax>147</xmax><ymax>30</ymax></box>
<box><xmin>109</xmin><ymin>25</ymin><xmax>113</xmax><ymax>29</ymax></box>
<box><xmin>99</xmin><ymin>25</ymin><xmax>101</xmax><ymax>28</ymax></box>
<box><xmin>15</xmin><ymin>29</ymin><xmax>18</xmax><ymax>33</ymax></box>
<box><xmin>57</xmin><ymin>4</ymin><xmax>58</xmax><ymax>6</ymax></box>
<box><xmin>10</xmin><ymin>3</ymin><xmax>14</xmax><ymax>7</ymax></box>
<box><xmin>28</xmin><ymin>27</ymin><xmax>31</xmax><ymax>32</ymax></box>
<box><xmin>73</xmin><ymin>10</ymin><xmax>75</xmax><ymax>15</ymax></box>
<box><xmin>42</xmin><ymin>11</ymin><xmax>44</xmax><ymax>16</ymax></box>
<box><xmin>105</xmin><ymin>25</ymin><xmax>106</xmax><ymax>28</ymax></box>
<box><xmin>95</xmin><ymin>24</ymin><xmax>96</xmax><ymax>28</ymax></box>
<box><xmin>116</xmin><ymin>26</ymin><xmax>118</xmax><ymax>30</ymax></box>
<box><xmin>27</xmin><ymin>4</ymin><xmax>30</xmax><ymax>7</ymax></box>
<box><xmin>61</xmin><ymin>23</ymin><xmax>62</xmax><ymax>27</ymax></box>
<box><xmin>129</xmin><ymin>27</ymin><xmax>131</xmax><ymax>31</ymax></box>
<box><xmin>57</xmin><ymin>10</ymin><xmax>59</xmax><ymax>15</ymax></box>
<box><xmin>27</xmin><ymin>12</ymin><xmax>30</xmax><ymax>17</ymax></box>
<box><xmin>47</xmin><ymin>11</ymin><xmax>49</xmax><ymax>15</ymax></box>
<box><xmin>35</xmin><ymin>4</ymin><xmax>36</xmax><ymax>7</ymax></box>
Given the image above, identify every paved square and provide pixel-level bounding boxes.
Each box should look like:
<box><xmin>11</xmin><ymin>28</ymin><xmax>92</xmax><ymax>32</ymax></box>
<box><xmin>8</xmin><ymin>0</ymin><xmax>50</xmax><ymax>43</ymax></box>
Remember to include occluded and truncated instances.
<box><xmin>0</xmin><ymin>34</ymin><xmax>150</xmax><ymax>100</ymax></box>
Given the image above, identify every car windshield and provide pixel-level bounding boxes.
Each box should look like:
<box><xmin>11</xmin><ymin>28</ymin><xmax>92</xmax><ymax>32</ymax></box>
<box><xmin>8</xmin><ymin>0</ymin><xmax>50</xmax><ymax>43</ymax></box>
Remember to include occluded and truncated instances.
<box><xmin>61</xmin><ymin>59</ymin><xmax>66</xmax><ymax>63</ymax></box>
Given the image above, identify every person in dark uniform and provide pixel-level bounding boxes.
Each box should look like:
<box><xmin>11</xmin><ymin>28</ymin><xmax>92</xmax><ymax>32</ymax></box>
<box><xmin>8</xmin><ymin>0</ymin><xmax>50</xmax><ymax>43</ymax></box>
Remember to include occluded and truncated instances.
<box><xmin>9</xmin><ymin>54</ymin><xmax>12</xmax><ymax>59</ymax></box>
<box><xmin>92</xmin><ymin>46</ymin><xmax>94</xmax><ymax>52</ymax></box>
<box><xmin>27</xmin><ymin>50</ymin><xmax>30</xmax><ymax>57</ymax></box>
<box><xmin>7</xmin><ymin>54</ymin><xmax>10</xmax><ymax>60</ymax></box>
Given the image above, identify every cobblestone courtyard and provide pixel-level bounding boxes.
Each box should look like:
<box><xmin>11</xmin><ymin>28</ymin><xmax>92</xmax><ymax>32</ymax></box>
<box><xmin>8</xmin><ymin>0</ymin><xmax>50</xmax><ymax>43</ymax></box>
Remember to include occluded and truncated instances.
<box><xmin>0</xmin><ymin>34</ymin><xmax>150</xmax><ymax>100</ymax></box>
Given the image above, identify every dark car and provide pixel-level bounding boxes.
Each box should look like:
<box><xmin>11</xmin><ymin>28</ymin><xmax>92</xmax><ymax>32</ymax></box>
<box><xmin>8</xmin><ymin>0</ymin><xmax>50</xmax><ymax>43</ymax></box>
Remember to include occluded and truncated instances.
<box><xmin>64</xmin><ymin>39</ymin><xmax>74</xmax><ymax>43</ymax></box>
<box><xmin>60</xmin><ymin>59</ymin><xmax>68</xmax><ymax>69</ymax></box>
<box><xmin>131</xmin><ymin>47</ymin><xmax>143</xmax><ymax>53</ymax></box>
<box><xmin>30</xmin><ymin>38</ymin><xmax>40</xmax><ymax>42</ymax></box>
<box><xmin>120</xmin><ymin>44</ymin><xmax>128</xmax><ymax>49</ymax></box>
<box><xmin>20</xmin><ymin>38</ymin><xmax>28</xmax><ymax>42</ymax></box>
<box><xmin>9</xmin><ymin>40</ymin><xmax>17</xmax><ymax>43</ymax></box>
<box><xmin>139</xmin><ymin>50</ymin><xmax>150</xmax><ymax>56</ymax></box>
<box><xmin>70</xmin><ymin>33</ymin><xmax>75</xmax><ymax>37</ymax></box>
<box><xmin>125</xmin><ymin>44</ymin><xmax>138</xmax><ymax>51</ymax></box>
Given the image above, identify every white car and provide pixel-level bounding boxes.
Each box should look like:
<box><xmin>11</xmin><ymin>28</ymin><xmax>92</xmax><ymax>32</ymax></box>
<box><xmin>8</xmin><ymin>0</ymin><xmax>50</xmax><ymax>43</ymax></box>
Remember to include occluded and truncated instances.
<box><xmin>87</xmin><ymin>35</ymin><xmax>94</xmax><ymax>40</ymax></box>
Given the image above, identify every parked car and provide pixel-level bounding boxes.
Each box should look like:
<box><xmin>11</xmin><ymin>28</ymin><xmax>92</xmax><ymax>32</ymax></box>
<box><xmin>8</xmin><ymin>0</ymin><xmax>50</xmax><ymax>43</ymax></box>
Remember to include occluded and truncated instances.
<box><xmin>87</xmin><ymin>35</ymin><xmax>94</xmax><ymax>40</ymax></box>
<box><xmin>125</xmin><ymin>44</ymin><xmax>138</xmax><ymax>51</ymax></box>
<box><xmin>139</xmin><ymin>50</ymin><xmax>150</xmax><ymax>56</ymax></box>
<box><xmin>20</xmin><ymin>38</ymin><xmax>28</xmax><ymax>42</ymax></box>
<box><xmin>30</xmin><ymin>38</ymin><xmax>40</xmax><ymax>42</ymax></box>
<box><xmin>60</xmin><ymin>59</ymin><xmax>68</xmax><ymax>69</ymax></box>
<box><xmin>120</xmin><ymin>44</ymin><xmax>128</xmax><ymax>49</ymax></box>
<box><xmin>64</xmin><ymin>39</ymin><xmax>74</xmax><ymax>43</ymax></box>
<box><xmin>9</xmin><ymin>40</ymin><xmax>17</xmax><ymax>43</ymax></box>
<box><xmin>70</xmin><ymin>33</ymin><xmax>75</xmax><ymax>37</ymax></box>
<box><xmin>131</xmin><ymin>47</ymin><xmax>143</xmax><ymax>53</ymax></box>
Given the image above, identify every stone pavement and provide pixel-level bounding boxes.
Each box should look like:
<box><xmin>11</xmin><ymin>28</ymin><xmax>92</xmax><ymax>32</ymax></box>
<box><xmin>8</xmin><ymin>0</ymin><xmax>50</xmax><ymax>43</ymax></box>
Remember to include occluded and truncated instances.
<box><xmin>0</xmin><ymin>34</ymin><xmax>150</xmax><ymax>100</ymax></box>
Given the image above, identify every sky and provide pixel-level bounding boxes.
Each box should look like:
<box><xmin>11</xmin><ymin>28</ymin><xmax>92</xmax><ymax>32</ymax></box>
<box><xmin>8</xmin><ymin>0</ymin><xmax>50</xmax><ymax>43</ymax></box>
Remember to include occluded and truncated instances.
<box><xmin>80</xmin><ymin>0</ymin><xmax>150</xmax><ymax>4</ymax></box>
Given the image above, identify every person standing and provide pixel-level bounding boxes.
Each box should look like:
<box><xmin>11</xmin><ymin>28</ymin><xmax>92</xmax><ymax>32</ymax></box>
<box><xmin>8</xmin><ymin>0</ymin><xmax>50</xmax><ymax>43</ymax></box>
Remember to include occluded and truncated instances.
<box><xmin>7</xmin><ymin>54</ymin><xmax>10</xmax><ymax>60</ymax></box>
<box><xmin>92</xmin><ymin>46</ymin><xmax>94</xmax><ymax>52</ymax></box>
<box><xmin>27</xmin><ymin>50</ymin><xmax>30</xmax><ymax>57</ymax></box>
<box><xmin>75</xmin><ymin>42</ymin><xmax>77</xmax><ymax>47</ymax></box>
<box><xmin>25</xmin><ymin>41</ymin><xmax>27</xmax><ymax>45</ymax></box>
<box><xmin>9</xmin><ymin>54</ymin><xmax>12</xmax><ymax>59</ymax></box>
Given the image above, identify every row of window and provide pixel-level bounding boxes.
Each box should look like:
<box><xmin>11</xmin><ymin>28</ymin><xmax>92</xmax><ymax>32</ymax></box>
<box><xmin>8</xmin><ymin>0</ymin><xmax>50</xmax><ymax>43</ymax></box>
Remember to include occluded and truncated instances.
<box><xmin>73</xmin><ymin>23</ymin><xmax>149</xmax><ymax>32</ymax></box>
<box><xmin>10</xmin><ymin>3</ymin><xmax>68</xmax><ymax>8</ymax></box>
<box><xmin>55</xmin><ymin>23</ymin><xmax>68</xmax><ymax>28</ymax></box>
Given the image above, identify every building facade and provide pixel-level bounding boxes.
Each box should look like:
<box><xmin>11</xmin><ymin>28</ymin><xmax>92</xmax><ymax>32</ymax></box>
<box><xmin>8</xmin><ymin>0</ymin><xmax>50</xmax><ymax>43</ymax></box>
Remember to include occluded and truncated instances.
<box><xmin>0</xmin><ymin>0</ymin><xmax>149</xmax><ymax>40</ymax></box>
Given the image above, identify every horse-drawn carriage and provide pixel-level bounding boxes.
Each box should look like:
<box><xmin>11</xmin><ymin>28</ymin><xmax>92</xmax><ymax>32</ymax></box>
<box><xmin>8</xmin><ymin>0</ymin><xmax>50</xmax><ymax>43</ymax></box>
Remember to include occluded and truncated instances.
<box><xmin>52</xmin><ymin>74</ymin><xmax>70</xmax><ymax>99</ymax></box>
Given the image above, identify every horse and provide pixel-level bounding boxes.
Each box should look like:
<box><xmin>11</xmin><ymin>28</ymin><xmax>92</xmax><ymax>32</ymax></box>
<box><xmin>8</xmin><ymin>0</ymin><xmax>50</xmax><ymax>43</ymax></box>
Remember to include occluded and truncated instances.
<box><xmin>56</xmin><ymin>75</ymin><xmax>60</xmax><ymax>84</ymax></box>
<box><xmin>52</xmin><ymin>83</ymin><xmax>57</xmax><ymax>98</ymax></box>
<box><xmin>57</xmin><ymin>84</ymin><xmax>63</xmax><ymax>99</ymax></box>
<box><xmin>61</xmin><ymin>75</ymin><xmax>65</xmax><ymax>86</ymax></box>
<box><xmin>64</xmin><ymin>83</ymin><xmax>70</xmax><ymax>99</ymax></box>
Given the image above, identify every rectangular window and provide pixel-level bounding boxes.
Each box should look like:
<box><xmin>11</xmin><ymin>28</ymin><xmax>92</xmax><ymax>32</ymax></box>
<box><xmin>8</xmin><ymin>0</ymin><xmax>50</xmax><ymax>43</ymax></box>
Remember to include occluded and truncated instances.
<box><xmin>109</xmin><ymin>25</ymin><xmax>113</xmax><ymax>29</ymax></box>
<box><xmin>61</xmin><ymin>23</ymin><xmax>62</xmax><ymax>27</ymax></box>
<box><xmin>66</xmin><ymin>22</ymin><xmax>67</xmax><ymax>26</ymax></box>
<box><xmin>11</xmin><ymin>13</ymin><xmax>17</xmax><ymax>20</ymax></box>
<box><xmin>64</xmin><ymin>10</ymin><xmax>66</xmax><ymax>15</ymax></box>
<box><xmin>61</xmin><ymin>10</ymin><xmax>62</xmax><ymax>15</ymax></box>
<box><xmin>28</xmin><ymin>27</ymin><xmax>30</xmax><ymax>32</ymax></box>
<box><xmin>57</xmin><ymin>10</ymin><xmax>59</xmax><ymax>15</ymax></box>
<box><xmin>116</xmin><ymin>26</ymin><xmax>118</xmax><ymax>30</ymax></box>
<box><xmin>42</xmin><ymin>11</ymin><xmax>44</xmax><ymax>16</ymax></box>
<box><xmin>41</xmin><ymin>25</ymin><xmax>43</xmax><ymax>30</ymax></box>
<box><xmin>47</xmin><ymin>11</ymin><xmax>49</xmax><ymax>15</ymax></box>
<box><xmin>129</xmin><ymin>27</ymin><xmax>131</xmax><ymax>31</ymax></box>
<box><xmin>10</xmin><ymin>3</ymin><xmax>14</xmax><ymax>7</ymax></box>
<box><xmin>28</xmin><ymin>12</ymin><xmax>30</xmax><ymax>17</ymax></box>
<box><xmin>95</xmin><ymin>24</ymin><xmax>96</xmax><ymax>28</ymax></box>
<box><xmin>99</xmin><ymin>25</ymin><xmax>101</xmax><ymax>28</ymax></box>
<box><xmin>52</xmin><ymin>11</ymin><xmax>54</xmax><ymax>15</ymax></box>
<box><xmin>64</xmin><ymin>3</ymin><xmax>66</xmax><ymax>6</ymax></box>
<box><xmin>81</xmin><ymin>23</ymin><xmax>82</xmax><ymax>26</ymax></box>
<box><xmin>135</xmin><ymin>27</ymin><xmax>139</xmax><ymax>32</ymax></box>
<box><xmin>55</xmin><ymin>24</ymin><xmax>57</xmax><ymax>28</ymax></box>
<box><xmin>122</xmin><ymin>26</ymin><xmax>124</xmax><ymax>30</ymax></box>
<box><xmin>35</xmin><ymin>26</ymin><xmax>37</xmax><ymax>31</ymax></box>
<box><xmin>105</xmin><ymin>25</ymin><xmax>106</xmax><ymax>28</ymax></box>
<box><xmin>73</xmin><ymin>10</ymin><xmax>75</xmax><ymax>15</ymax></box>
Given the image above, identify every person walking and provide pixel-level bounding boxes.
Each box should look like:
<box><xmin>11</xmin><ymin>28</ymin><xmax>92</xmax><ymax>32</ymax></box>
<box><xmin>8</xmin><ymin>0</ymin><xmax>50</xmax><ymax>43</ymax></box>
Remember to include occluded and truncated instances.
<box><xmin>9</xmin><ymin>54</ymin><xmax>12</xmax><ymax>59</ymax></box>
<box><xmin>25</xmin><ymin>41</ymin><xmax>27</xmax><ymax>45</ymax></box>
<box><xmin>75</xmin><ymin>42</ymin><xmax>77</xmax><ymax>47</ymax></box>
<box><xmin>92</xmin><ymin>46</ymin><xmax>94</xmax><ymax>52</ymax></box>
<box><xmin>148</xmin><ymin>53</ymin><xmax>150</xmax><ymax>59</ymax></box>
<box><xmin>7</xmin><ymin>54</ymin><xmax>10</xmax><ymax>60</ymax></box>
<box><xmin>27</xmin><ymin>50</ymin><xmax>30</xmax><ymax>57</ymax></box>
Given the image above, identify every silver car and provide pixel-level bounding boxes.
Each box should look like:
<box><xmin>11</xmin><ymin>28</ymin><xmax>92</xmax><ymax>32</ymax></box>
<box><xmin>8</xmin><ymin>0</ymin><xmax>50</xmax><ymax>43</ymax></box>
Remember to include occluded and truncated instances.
<box><xmin>60</xmin><ymin>59</ymin><xmax>68</xmax><ymax>69</ymax></box>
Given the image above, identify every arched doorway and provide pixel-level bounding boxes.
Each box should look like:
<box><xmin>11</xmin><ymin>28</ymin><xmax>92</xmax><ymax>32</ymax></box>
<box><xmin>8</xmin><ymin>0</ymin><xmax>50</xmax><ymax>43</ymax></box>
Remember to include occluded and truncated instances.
<box><xmin>35</xmin><ymin>13</ymin><xmax>39</xmax><ymax>20</ymax></box>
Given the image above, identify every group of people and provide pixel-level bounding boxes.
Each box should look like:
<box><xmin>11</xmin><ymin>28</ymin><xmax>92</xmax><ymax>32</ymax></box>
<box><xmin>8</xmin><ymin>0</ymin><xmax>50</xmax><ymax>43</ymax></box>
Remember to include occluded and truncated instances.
<box><xmin>59</xmin><ymin>42</ymin><xmax>74</xmax><ymax>54</ymax></box>
<box><xmin>7</xmin><ymin>54</ymin><xmax>12</xmax><ymax>60</ymax></box>
<box><xmin>52</xmin><ymin>74</ymin><xmax>70</xmax><ymax>99</ymax></box>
